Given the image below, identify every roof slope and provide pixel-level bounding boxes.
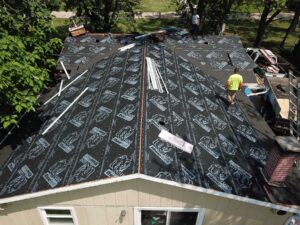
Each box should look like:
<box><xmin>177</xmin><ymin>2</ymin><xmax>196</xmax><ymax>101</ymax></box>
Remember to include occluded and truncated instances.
<box><xmin>0</xmin><ymin>33</ymin><xmax>299</xmax><ymax>208</ymax></box>
<box><xmin>142</xmin><ymin>43</ymin><xmax>267</xmax><ymax>201</ymax></box>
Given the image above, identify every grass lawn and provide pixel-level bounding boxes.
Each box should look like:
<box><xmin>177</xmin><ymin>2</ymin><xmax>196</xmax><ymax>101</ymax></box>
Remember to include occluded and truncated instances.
<box><xmin>52</xmin><ymin>18</ymin><xmax>69</xmax><ymax>39</ymax></box>
<box><xmin>136</xmin><ymin>0</ymin><xmax>266</xmax><ymax>13</ymax></box>
<box><xmin>232</xmin><ymin>2</ymin><xmax>263</xmax><ymax>14</ymax></box>
<box><xmin>136</xmin><ymin>0</ymin><xmax>177</xmax><ymax>12</ymax></box>
<box><xmin>52</xmin><ymin>16</ymin><xmax>298</xmax><ymax>52</ymax></box>
<box><xmin>226</xmin><ymin>19</ymin><xmax>299</xmax><ymax>52</ymax></box>
<box><xmin>52</xmin><ymin>15</ymin><xmax>299</xmax><ymax>65</ymax></box>
<box><xmin>136</xmin><ymin>0</ymin><xmax>264</xmax><ymax>13</ymax></box>
<box><xmin>113</xmin><ymin>18</ymin><xmax>186</xmax><ymax>33</ymax></box>
<box><xmin>52</xmin><ymin>18</ymin><xmax>68</xmax><ymax>27</ymax></box>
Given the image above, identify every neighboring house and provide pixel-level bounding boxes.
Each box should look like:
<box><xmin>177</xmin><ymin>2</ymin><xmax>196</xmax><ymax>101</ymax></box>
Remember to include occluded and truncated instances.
<box><xmin>0</xmin><ymin>32</ymin><xmax>299</xmax><ymax>225</ymax></box>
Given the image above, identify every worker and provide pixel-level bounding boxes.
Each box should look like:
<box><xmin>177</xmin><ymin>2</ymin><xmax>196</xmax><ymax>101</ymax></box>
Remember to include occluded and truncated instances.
<box><xmin>225</xmin><ymin>68</ymin><xmax>243</xmax><ymax>105</ymax></box>
<box><xmin>191</xmin><ymin>9</ymin><xmax>200</xmax><ymax>39</ymax></box>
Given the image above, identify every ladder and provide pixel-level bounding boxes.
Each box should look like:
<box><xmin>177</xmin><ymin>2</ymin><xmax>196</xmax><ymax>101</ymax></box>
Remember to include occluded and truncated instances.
<box><xmin>289</xmin><ymin>69</ymin><xmax>300</xmax><ymax>140</ymax></box>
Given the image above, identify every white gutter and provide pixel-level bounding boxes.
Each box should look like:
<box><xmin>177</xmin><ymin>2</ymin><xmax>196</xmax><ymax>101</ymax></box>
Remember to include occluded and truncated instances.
<box><xmin>0</xmin><ymin>174</ymin><xmax>299</xmax><ymax>214</ymax></box>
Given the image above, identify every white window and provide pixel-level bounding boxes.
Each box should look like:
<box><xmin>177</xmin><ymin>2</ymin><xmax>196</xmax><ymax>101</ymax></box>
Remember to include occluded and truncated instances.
<box><xmin>38</xmin><ymin>207</ymin><xmax>79</xmax><ymax>225</ymax></box>
<box><xmin>134</xmin><ymin>207</ymin><xmax>205</xmax><ymax>225</ymax></box>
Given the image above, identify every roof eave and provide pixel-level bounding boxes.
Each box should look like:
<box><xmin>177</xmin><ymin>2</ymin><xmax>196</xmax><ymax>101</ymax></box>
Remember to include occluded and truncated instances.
<box><xmin>0</xmin><ymin>174</ymin><xmax>299</xmax><ymax>214</ymax></box>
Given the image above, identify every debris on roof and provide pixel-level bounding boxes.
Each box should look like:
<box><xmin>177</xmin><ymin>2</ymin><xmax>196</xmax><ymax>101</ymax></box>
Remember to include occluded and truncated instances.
<box><xmin>68</xmin><ymin>18</ymin><xmax>87</xmax><ymax>37</ymax></box>
<box><xmin>0</xmin><ymin>32</ymin><xmax>300</xmax><ymax>209</ymax></box>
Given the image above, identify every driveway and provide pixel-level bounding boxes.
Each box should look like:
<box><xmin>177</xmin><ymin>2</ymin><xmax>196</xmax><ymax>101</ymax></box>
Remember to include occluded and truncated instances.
<box><xmin>51</xmin><ymin>10</ymin><xmax>294</xmax><ymax>20</ymax></box>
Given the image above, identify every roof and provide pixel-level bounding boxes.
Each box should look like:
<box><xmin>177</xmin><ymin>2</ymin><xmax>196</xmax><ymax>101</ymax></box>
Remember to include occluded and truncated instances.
<box><xmin>0</xmin><ymin>32</ymin><xmax>300</xmax><ymax>210</ymax></box>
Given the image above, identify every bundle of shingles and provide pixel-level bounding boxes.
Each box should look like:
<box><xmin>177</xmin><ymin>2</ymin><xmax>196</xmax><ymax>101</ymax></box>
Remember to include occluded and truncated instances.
<box><xmin>146</xmin><ymin>57</ymin><xmax>168</xmax><ymax>94</ymax></box>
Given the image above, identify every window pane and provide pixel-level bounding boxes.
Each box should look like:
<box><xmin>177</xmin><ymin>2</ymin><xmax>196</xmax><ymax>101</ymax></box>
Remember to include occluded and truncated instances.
<box><xmin>141</xmin><ymin>210</ymin><xmax>167</xmax><ymax>225</ymax></box>
<box><xmin>45</xmin><ymin>209</ymin><xmax>71</xmax><ymax>215</ymax></box>
<box><xmin>49</xmin><ymin>217</ymin><xmax>74</xmax><ymax>225</ymax></box>
<box><xmin>170</xmin><ymin>212</ymin><xmax>198</xmax><ymax>225</ymax></box>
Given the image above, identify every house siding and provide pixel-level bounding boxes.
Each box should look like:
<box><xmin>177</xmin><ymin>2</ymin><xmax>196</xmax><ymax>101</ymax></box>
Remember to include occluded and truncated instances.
<box><xmin>0</xmin><ymin>179</ymin><xmax>290</xmax><ymax>225</ymax></box>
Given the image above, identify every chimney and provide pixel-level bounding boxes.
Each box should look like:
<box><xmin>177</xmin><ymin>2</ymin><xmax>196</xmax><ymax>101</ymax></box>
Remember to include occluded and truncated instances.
<box><xmin>264</xmin><ymin>136</ymin><xmax>300</xmax><ymax>184</ymax></box>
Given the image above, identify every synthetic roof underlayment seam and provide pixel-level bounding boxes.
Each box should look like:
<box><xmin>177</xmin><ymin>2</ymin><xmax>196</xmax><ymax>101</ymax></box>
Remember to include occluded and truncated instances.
<box><xmin>142</xmin><ymin>43</ymin><xmax>267</xmax><ymax>200</ymax></box>
<box><xmin>0</xmin><ymin>174</ymin><xmax>298</xmax><ymax>214</ymax></box>
<box><xmin>197</xmin><ymin>68</ymin><xmax>266</xmax><ymax>199</ymax></box>
<box><xmin>1</xmin><ymin>35</ymin><xmax>293</xmax><ymax>207</ymax></box>
<box><xmin>138</xmin><ymin>42</ymin><xmax>147</xmax><ymax>174</ymax></box>
<box><xmin>0</xmin><ymin>48</ymin><xmax>140</xmax><ymax>197</ymax></box>
<box><xmin>0</xmin><ymin>68</ymin><xmax>94</xmax><ymax>196</ymax></box>
<box><xmin>65</xmin><ymin>56</ymin><xmax>115</xmax><ymax>185</ymax></box>
<box><xmin>30</xmin><ymin>70</ymin><xmax>95</xmax><ymax>191</ymax></box>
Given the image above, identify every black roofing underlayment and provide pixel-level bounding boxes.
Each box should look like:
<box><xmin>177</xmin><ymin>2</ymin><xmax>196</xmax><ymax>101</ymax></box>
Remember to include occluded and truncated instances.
<box><xmin>0</xmin><ymin>33</ymin><xmax>299</xmax><ymax>207</ymax></box>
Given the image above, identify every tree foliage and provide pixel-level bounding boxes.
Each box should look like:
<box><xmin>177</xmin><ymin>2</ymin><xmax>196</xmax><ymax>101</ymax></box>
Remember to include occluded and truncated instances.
<box><xmin>280</xmin><ymin>0</ymin><xmax>300</xmax><ymax>49</ymax></box>
<box><xmin>65</xmin><ymin>0</ymin><xmax>140</xmax><ymax>32</ymax></box>
<box><xmin>42</xmin><ymin>0</ymin><xmax>62</xmax><ymax>11</ymax></box>
<box><xmin>254</xmin><ymin>0</ymin><xmax>288</xmax><ymax>47</ymax></box>
<box><xmin>177</xmin><ymin>0</ymin><xmax>237</xmax><ymax>34</ymax></box>
<box><xmin>0</xmin><ymin>0</ymin><xmax>62</xmax><ymax>129</ymax></box>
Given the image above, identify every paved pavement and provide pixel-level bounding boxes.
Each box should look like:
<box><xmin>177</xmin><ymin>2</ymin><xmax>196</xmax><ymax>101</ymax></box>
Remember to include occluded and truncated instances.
<box><xmin>51</xmin><ymin>10</ymin><xmax>294</xmax><ymax>20</ymax></box>
<box><xmin>233</xmin><ymin>12</ymin><xmax>294</xmax><ymax>20</ymax></box>
<box><xmin>51</xmin><ymin>11</ymin><xmax>75</xmax><ymax>18</ymax></box>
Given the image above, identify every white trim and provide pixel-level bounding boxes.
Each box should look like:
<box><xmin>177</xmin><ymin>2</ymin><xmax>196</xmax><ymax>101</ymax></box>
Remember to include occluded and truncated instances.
<box><xmin>133</xmin><ymin>207</ymin><xmax>205</xmax><ymax>225</ymax></box>
<box><xmin>134</xmin><ymin>207</ymin><xmax>141</xmax><ymax>225</ymax></box>
<box><xmin>135</xmin><ymin>207</ymin><xmax>204</xmax><ymax>212</ymax></box>
<box><xmin>38</xmin><ymin>206</ymin><xmax>79</xmax><ymax>225</ymax></box>
<box><xmin>0</xmin><ymin>174</ymin><xmax>299</xmax><ymax>214</ymax></box>
<box><xmin>0</xmin><ymin>174</ymin><xmax>139</xmax><ymax>205</ymax></box>
<box><xmin>139</xmin><ymin>175</ymin><xmax>300</xmax><ymax>213</ymax></box>
<box><xmin>44</xmin><ymin>70</ymin><xmax>88</xmax><ymax>105</ymax></box>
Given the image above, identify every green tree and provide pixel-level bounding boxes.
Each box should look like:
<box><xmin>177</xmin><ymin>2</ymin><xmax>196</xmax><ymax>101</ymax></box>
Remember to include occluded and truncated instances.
<box><xmin>65</xmin><ymin>0</ymin><xmax>140</xmax><ymax>32</ymax></box>
<box><xmin>177</xmin><ymin>0</ymin><xmax>237</xmax><ymax>34</ymax></box>
<box><xmin>280</xmin><ymin>0</ymin><xmax>300</xmax><ymax>49</ymax></box>
<box><xmin>254</xmin><ymin>0</ymin><xmax>288</xmax><ymax>47</ymax></box>
<box><xmin>0</xmin><ymin>0</ymin><xmax>62</xmax><ymax>129</ymax></box>
<box><xmin>42</xmin><ymin>0</ymin><xmax>63</xmax><ymax>11</ymax></box>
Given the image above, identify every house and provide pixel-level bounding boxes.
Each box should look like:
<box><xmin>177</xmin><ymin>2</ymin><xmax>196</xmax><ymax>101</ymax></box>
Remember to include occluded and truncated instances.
<box><xmin>0</xmin><ymin>31</ymin><xmax>299</xmax><ymax>225</ymax></box>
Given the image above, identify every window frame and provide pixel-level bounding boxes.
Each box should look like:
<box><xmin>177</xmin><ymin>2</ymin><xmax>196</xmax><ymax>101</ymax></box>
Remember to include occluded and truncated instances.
<box><xmin>134</xmin><ymin>207</ymin><xmax>205</xmax><ymax>225</ymax></box>
<box><xmin>38</xmin><ymin>206</ymin><xmax>79</xmax><ymax>225</ymax></box>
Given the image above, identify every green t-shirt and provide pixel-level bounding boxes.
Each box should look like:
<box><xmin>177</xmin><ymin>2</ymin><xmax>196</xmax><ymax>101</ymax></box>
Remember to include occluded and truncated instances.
<box><xmin>227</xmin><ymin>73</ymin><xmax>243</xmax><ymax>91</ymax></box>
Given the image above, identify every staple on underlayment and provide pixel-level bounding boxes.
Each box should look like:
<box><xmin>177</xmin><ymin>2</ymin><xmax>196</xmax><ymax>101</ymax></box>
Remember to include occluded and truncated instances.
<box><xmin>44</xmin><ymin>70</ymin><xmax>88</xmax><ymax>105</ymax></box>
<box><xmin>118</xmin><ymin>43</ymin><xmax>136</xmax><ymax>52</ymax></box>
<box><xmin>60</xmin><ymin>61</ymin><xmax>70</xmax><ymax>79</ymax></box>
<box><xmin>42</xmin><ymin>87</ymin><xmax>89</xmax><ymax>135</ymax></box>
<box><xmin>58</xmin><ymin>80</ymin><xmax>64</xmax><ymax>97</ymax></box>
<box><xmin>159</xmin><ymin>129</ymin><xmax>193</xmax><ymax>154</ymax></box>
